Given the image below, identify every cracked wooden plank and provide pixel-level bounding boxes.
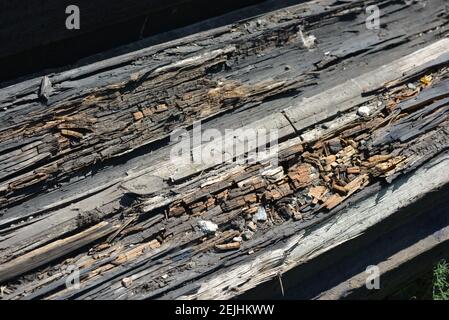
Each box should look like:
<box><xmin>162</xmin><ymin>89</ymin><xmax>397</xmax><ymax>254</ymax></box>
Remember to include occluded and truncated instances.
<box><xmin>0</xmin><ymin>0</ymin><xmax>449</xmax><ymax>300</ymax></box>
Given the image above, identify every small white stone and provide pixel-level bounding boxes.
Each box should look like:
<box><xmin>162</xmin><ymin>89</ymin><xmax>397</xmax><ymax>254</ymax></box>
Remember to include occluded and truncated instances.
<box><xmin>233</xmin><ymin>236</ymin><xmax>243</xmax><ymax>243</ymax></box>
<box><xmin>357</xmin><ymin>106</ymin><xmax>371</xmax><ymax>117</ymax></box>
<box><xmin>198</xmin><ymin>220</ymin><xmax>218</xmax><ymax>234</ymax></box>
<box><xmin>256</xmin><ymin>206</ymin><xmax>267</xmax><ymax>222</ymax></box>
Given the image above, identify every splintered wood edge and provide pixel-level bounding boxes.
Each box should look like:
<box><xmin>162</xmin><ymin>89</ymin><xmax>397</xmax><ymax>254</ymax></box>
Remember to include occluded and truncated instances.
<box><xmin>178</xmin><ymin>152</ymin><xmax>449</xmax><ymax>300</ymax></box>
<box><xmin>0</xmin><ymin>221</ymin><xmax>119</xmax><ymax>282</ymax></box>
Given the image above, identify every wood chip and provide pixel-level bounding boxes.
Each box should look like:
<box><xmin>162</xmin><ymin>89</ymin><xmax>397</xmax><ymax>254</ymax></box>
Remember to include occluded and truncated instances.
<box><xmin>122</xmin><ymin>277</ymin><xmax>133</xmax><ymax>288</ymax></box>
<box><xmin>366</xmin><ymin>154</ymin><xmax>392</xmax><ymax>165</ymax></box>
<box><xmin>324</xmin><ymin>155</ymin><xmax>337</xmax><ymax>165</ymax></box>
<box><xmin>154</xmin><ymin>104</ymin><xmax>168</xmax><ymax>113</ymax></box>
<box><xmin>169</xmin><ymin>204</ymin><xmax>186</xmax><ymax>217</ymax></box>
<box><xmin>375</xmin><ymin>156</ymin><xmax>406</xmax><ymax>174</ymax></box>
<box><xmin>215</xmin><ymin>242</ymin><xmax>241</xmax><ymax>251</ymax></box>
<box><xmin>289</xmin><ymin>163</ymin><xmax>314</xmax><ymax>189</ymax></box>
<box><xmin>113</xmin><ymin>240</ymin><xmax>160</xmax><ymax>265</ymax></box>
<box><xmin>332</xmin><ymin>182</ymin><xmax>347</xmax><ymax>195</ymax></box>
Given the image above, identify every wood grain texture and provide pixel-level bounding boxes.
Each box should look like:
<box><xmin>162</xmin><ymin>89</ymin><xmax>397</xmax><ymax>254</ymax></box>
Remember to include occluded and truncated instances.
<box><xmin>0</xmin><ymin>0</ymin><xmax>449</xmax><ymax>300</ymax></box>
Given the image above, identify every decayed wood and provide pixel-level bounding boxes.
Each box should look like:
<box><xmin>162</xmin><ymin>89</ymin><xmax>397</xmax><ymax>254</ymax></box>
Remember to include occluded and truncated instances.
<box><xmin>1</xmin><ymin>66</ymin><xmax>446</xmax><ymax>298</ymax></box>
<box><xmin>0</xmin><ymin>0</ymin><xmax>266</xmax><ymax>72</ymax></box>
<box><xmin>316</xmin><ymin>209</ymin><xmax>449</xmax><ymax>300</ymax></box>
<box><xmin>178</xmin><ymin>152</ymin><xmax>449</xmax><ymax>299</ymax></box>
<box><xmin>0</xmin><ymin>0</ymin><xmax>449</xmax><ymax>300</ymax></box>
<box><xmin>0</xmin><ymin>221</ymin><xmax>119</xmax><ymax>283</ymax></box>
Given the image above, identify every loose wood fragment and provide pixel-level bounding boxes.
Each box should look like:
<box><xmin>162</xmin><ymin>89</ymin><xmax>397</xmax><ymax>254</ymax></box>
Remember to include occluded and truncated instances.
<box><xmin>215</xmin><ymin>242</ymin><xmax>241</xmax><ymax>251</ymax></box>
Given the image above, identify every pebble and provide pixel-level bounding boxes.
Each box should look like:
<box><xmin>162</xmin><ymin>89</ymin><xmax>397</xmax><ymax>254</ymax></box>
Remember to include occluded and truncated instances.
<box><xmin>357</xmin><ymin>106</ymin><xmax>371</xmax><ymax>117</ymax></box>
<box><xmin>247</xmin><ymin>221</ymin><xmax>257</xmax><ymax>232</ymax></box>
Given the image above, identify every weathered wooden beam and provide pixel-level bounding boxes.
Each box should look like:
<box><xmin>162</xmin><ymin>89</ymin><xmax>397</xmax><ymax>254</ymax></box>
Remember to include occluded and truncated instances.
<box><xmin>0</xmin><ymin>0</ymin><xmax>449</xmax><ymax>300</ymax></box>
<box><xmin>0</xmin><ymin>221</ymin><xmax>119</xmax><ymax>284</ymax></box>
